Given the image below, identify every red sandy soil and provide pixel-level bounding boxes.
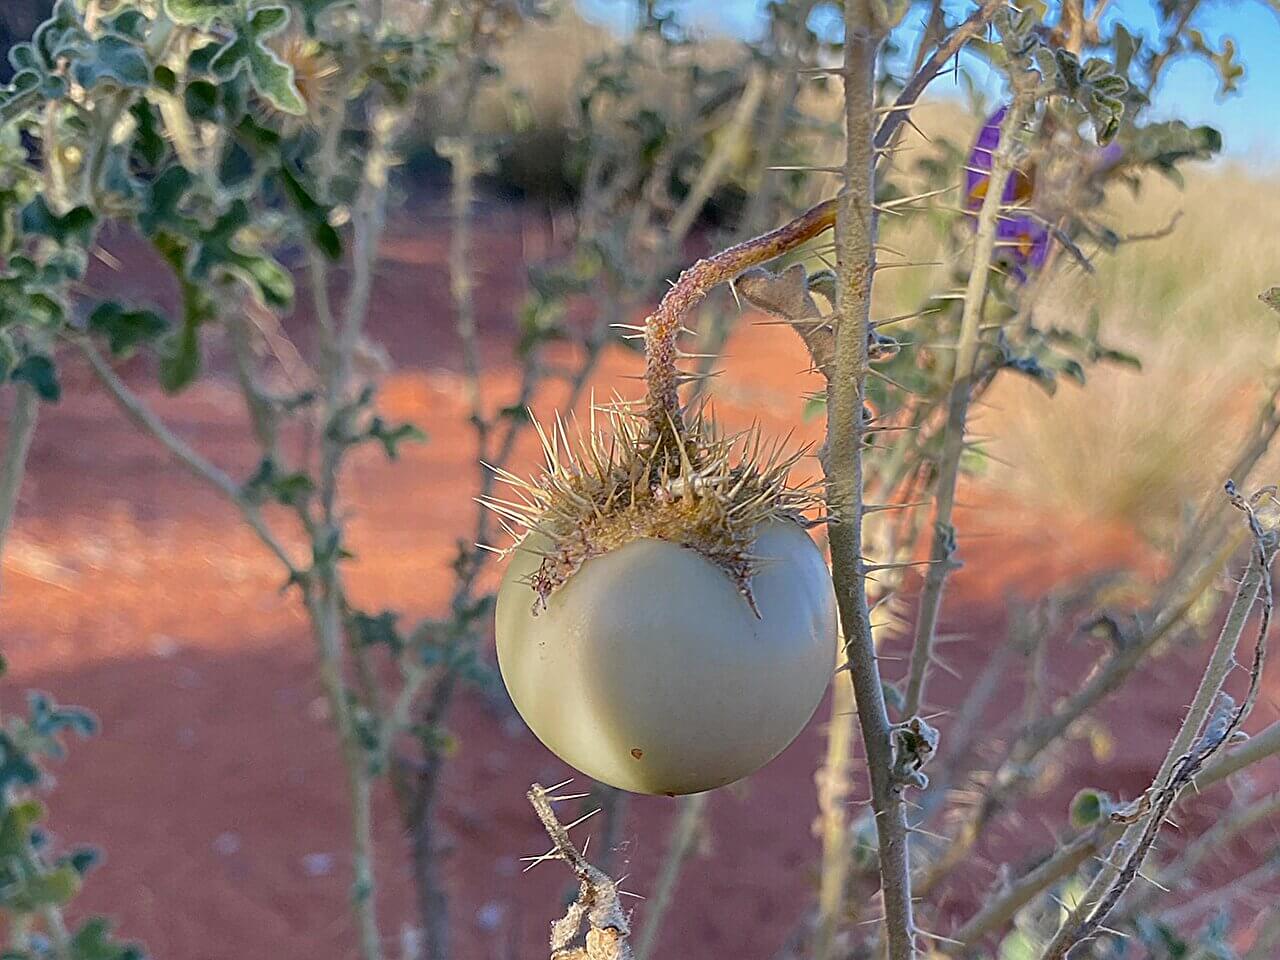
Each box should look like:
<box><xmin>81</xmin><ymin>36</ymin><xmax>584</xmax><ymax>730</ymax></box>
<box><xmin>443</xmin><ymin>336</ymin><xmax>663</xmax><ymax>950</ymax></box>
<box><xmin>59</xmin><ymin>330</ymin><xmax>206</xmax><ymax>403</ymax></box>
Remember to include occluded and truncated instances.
<box><xmin>1</xmin><ymin>202</ymin><xmax>1277</xmax><ymax>959</ymax></box>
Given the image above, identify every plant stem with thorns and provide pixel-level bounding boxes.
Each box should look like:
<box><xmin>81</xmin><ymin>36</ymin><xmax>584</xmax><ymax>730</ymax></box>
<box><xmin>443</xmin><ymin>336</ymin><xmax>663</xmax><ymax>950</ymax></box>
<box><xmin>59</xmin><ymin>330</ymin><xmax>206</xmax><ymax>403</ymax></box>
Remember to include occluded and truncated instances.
<box><xmin>826</xmin><ymin>4</ymin><xmax>916</xmax><ymax>958</ymax></box>
<box><xmin>904</xmin><ymin>97</ymin><xmax>1027</xmax><ymax>718</ymax></box>
<box><xmin>1039</xmin><ymin>485</ymin><xmax>1276</xmax><ymax>960</ymax></box>
<box><xmin>642</xmin><ymin>199</ymin><xmax>836</xmax><ymax>450</ymax></box>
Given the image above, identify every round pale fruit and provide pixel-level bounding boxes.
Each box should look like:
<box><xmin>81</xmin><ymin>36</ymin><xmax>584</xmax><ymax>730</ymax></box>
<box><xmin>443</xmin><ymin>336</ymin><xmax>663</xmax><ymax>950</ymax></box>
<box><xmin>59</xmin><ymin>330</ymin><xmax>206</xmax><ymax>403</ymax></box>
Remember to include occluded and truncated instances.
<box><xmin>495</xmin><ymin>519</ymin><xmax>837</xmax><ymax>795</ymax></box>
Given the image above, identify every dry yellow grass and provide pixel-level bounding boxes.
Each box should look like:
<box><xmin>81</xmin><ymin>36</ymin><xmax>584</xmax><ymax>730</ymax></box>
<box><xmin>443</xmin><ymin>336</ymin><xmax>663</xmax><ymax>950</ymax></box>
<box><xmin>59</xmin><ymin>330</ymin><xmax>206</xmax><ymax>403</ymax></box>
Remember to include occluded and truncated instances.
<box><xmin>982</xmin><ymin>168</ymin><xmax>1280</xmax><ymax>546</ymax></box>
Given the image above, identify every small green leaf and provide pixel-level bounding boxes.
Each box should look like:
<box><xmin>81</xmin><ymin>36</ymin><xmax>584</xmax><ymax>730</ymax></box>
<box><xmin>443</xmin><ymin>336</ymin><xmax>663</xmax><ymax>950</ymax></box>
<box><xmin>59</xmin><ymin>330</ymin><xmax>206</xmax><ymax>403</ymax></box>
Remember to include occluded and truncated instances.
<box><xmin>350</xmin><ymin>610</ymin><xmax>403</xmax><ymax>652</ymax></box>
<box><xmin>208</xmin><ymin>7</ymin><xmax>306</xmax><ymax>116</ymax></box>
<box><xmin>130</xmin><ymin>100</ymin><xmax>166</xmax><ymax>168</ymax></box>
<box><xmin>163</xmin><ymin>0</ymin><xmax>239</xmax><ymax>27</ymax></box>
<box><xmin>367</xmin><ymin>418</ymin><xmax>426</xmax><ymax>459</ymax></box>
<box><xmin>28</xmin><ymin>691</ymin><xmax>98</xmax><ymax>741</ymax></box>
<box><xmin>68</xmin><ymin>917</ymin><xmax>144</xmax><ymax>960</ymax></box>
<box><xmin>243</xmin><ymin>458</ymin><xmax>315</xmax><ymax>506</ymax></box>
<box><xmin>0</xmin><ymin>734</ymin><xmax>40</xmax><ymax>795</ymax></box>
<box><xmin>8</xmin><ymin>42</ymin><xmax>39</xmax><ymax>74</ymax></box>
<box><xmin>158</xmin><ymin>315</ymin><xmax>201</xmax><ymax>392</ymax></box>
<box><xmin>21</xmin><ymin>197</ymin><xmax>95</xmax><ymax>246</ymax></box>
<box><xmin>1069</xmin><ymin>787</ymin><xmax>1113</xmax><ymax>828</ymax></box>
<box><xmin>88</xmin><ymin>302</ymin><xmax>169</xmax><ymax>356</ymax></box>
<box><xmin>72</xmin><ymin>35</ymin><xmax>151</xmax><ymax>90</ymax></box>
<box><xmin>190</xmin><ymin>200</ymin><xmax>294</xmax><ymax>308</ymax></box>
<box><xmin>19</xmin><ymin>864</ymin><xmax>82</xmax><ymax>908</ymax></box>
<box><xmin>106</xmin><ymin>9</ymin><xmax>150</xmax><ymax>41</ymax></box>
<box><xmin>184</xmin><ymin>79</ymin><xmax>219</xmax><ymax>122</ymax></box>
<box><xmin>279</xmin><ymin>164</ymin><xmax>341</xmax><ymax>259</ymax></box>
<box><xmin>11</xmin><ymin>354</ymin><xmax>61</xmax><ymax>402</ymax></box>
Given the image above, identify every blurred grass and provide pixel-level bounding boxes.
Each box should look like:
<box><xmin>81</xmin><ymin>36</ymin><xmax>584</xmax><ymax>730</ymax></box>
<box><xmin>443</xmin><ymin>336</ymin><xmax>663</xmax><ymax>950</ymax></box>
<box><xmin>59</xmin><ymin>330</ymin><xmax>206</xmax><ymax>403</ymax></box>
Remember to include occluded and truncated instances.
<box><xmin>980</xmin><ymin>169</ymin><xmax>1280</xmax><ymax>548</ymax></box>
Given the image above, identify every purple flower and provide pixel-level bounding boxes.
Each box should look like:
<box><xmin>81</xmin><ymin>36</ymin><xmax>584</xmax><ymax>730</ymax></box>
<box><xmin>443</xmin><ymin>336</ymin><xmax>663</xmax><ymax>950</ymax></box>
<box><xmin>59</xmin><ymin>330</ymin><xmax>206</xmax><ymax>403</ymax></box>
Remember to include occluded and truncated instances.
<box><xmin>966</xmin><ymin>106</ymin><xmax>1049</xmax><ymax>282</ymax></box>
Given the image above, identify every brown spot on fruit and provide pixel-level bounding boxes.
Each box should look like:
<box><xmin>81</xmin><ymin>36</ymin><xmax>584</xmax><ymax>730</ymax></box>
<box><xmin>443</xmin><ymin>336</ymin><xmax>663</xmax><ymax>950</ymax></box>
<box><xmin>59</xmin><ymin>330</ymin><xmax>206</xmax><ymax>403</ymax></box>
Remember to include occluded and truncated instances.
<box><xmin>630</xmin><ymin>748</ymin><xmax>644</xmax><ymax>760</ymax></box>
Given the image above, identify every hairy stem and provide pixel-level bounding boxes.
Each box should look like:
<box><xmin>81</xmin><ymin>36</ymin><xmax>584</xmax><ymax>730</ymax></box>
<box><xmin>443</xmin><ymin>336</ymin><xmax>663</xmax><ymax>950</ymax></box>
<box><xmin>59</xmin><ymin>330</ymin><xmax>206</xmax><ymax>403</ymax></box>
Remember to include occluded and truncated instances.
<box><xmin>827</xmin><ymin>5</ymin><xmax>915</xmax><ymax>958</ymax></box>
<box><xmin>641</xmin><ymin>198</ymin><xmax>836</xmax><ymax>447</ymax></box>
<box><xmin>904</xmin><ymin>100</ymin><xmax>1024</xmax><ymax>718</ymax></box>
<box><xmin>0</xmin><ymin>383</ymin><xmax>39</xmax><ymax>593</ymax></box>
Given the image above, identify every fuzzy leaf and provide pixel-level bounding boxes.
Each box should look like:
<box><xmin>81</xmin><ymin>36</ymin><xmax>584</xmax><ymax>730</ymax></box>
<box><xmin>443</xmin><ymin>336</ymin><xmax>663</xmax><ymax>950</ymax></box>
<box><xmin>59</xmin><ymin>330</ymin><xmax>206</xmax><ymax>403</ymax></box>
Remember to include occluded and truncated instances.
<box><xmin>88</xmin><ymin>302</ymin><xmax>169</xmax><ymax>356</ymax></box>
<box><xmin>279</xmin><ymin>165</ymin><xmax>341</xmax><ymax>259</ymax></box>
<box><xmin>1069</xmin><ymin>787</ymin><xmax>1112</xmax><ymax>828</ymax></box>
<box><xmin>243</xmin><ymin>458</ymin><xmax>314</xmax><ymax>506</ymax></box>
<box><xmin>72</xmin><ymin>35</ymin><xmax>150</xmax><ymax>90</ymax></box>
<box><xmin>163</xmin><ymin>0</ymin><xmax>240</xmax><ymax>27</ymax></box>
<box><xmin>11</xmin><ymin>355</ymin><xmax>61</xmax><ymax>402</ymax></box>
<box><xmin>209</xmin><ymin>6</ymin><xmax>306</xmax><ymax>116</ymax></box>
<box><xmin>67</xmin><ymin>918</ymin><xmax>144</xmax><ymax>960</ymax></box>
<box><xmin>0</xmin><ymin>734</ymin><xmax>39</xmax><ymax>795</ymax></box>
<box><xmin>21</xmin><ymin>197</ymin><xmax>95</xmax><ymax>246</ymax></box>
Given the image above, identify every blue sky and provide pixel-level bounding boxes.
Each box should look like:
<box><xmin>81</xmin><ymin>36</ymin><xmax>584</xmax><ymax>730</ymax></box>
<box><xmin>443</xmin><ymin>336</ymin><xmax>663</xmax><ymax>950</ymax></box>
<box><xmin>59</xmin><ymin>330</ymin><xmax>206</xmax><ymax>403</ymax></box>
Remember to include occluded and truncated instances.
<box><xmin>577</xmin><ymin>0</ymin><xmax>1280</xmax><ymax>162</ymax></box>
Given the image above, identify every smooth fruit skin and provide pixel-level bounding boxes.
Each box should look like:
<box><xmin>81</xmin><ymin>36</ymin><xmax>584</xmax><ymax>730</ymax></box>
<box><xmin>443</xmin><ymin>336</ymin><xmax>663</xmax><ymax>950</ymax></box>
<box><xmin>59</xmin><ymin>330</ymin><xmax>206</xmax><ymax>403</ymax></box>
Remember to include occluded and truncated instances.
<box><xmin>495</xmin><ymin>520</ymin><xmax>837</xmax><ymax>795</ymax></box>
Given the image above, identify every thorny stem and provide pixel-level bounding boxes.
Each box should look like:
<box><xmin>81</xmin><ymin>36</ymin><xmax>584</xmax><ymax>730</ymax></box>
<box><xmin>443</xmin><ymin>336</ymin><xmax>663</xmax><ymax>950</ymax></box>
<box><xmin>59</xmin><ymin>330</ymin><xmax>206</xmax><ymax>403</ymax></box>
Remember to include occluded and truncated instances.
<box><xmin>308</xmin><ymin>96</ymin><xmax>401</xmax><ymax>960</ymax></box>
<box><xmin>1039</xmin><ymin>488</ymin><xmax>1275</xmax><ymax>960</ymax></box>
<box><xmin>526</xmin><ymin>783</ymin><xmax>633</xmax><ymax>960</ymax></box>
<box><xmin>1122</xmin><ymin>788</ymin><xmax>1280</xmax><ymax>919</ymax></box>
<box><xmin>633</xmin><ymin>793</ymin><xmax>708</xmax><ymax>960</ymax></box>
<box><xmin>827</xmin><ymin>4</ymin><xmax>916</xmax><ymax>958</ymax></box>
<box><xmin>641</xmin><ymin>198</ymin><xmax>836</xmax><ymax>448</ymax></box>
<box><xmin>871</xmin><ymin>0</ymin><xmax>1004</xmax><ymax>166</ymax></box>
<box><xmin>77</xmin><ymin>340</ymin><xmax>303</xmax><ymax>579</ymax></box>
<box><xmin>915</xmin><ymin>488</ymin><xmax>1253</xmax><ymax>898</ymax></box>
<box><xmin>946</xmin><ymin>712</ymin><xmax>1280</xmax><ymax>951</ymax></box>
<box><xmin>904</xmin><ymin>100</ymin><xmax>1026</xmax><ymax>718</ymax></box>
<box><xmin>0</xmin><ymin>384</ymin><xmax>39</xmax><ymax>594</ymax></box>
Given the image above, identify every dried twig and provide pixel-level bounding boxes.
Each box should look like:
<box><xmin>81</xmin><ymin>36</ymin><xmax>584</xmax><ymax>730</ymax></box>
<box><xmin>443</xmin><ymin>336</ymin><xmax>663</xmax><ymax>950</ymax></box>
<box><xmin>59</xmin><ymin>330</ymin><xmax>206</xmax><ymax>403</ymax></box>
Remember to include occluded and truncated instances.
<box><xmin>527</xmin><ymin>783</ymin><xmax>633</xmax><ymax>960</ymax></box>
<box><xmin>1039</xmin><ymin>484</ymin><xmax>1277</xmax><ymax>960</ymax></box>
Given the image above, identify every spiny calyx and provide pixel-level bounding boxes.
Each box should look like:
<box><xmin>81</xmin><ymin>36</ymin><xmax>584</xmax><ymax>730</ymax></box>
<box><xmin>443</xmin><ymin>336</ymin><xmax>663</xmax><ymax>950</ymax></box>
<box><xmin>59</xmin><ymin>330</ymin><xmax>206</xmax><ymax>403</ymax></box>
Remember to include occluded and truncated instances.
<box><xmin>481</xmin><ymin>405</ymin><xmax>820</xmax><ymax>614</ymax></box>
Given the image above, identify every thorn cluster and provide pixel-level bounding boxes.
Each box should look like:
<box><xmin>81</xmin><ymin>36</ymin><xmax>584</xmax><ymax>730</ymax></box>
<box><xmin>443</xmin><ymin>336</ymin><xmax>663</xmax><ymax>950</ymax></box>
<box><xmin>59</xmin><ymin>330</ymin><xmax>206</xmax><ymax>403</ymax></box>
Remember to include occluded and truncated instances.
<box><xmin>481</xmin><ymin>403</ymin><xmax>820</xmax><ymax>615</ymax></box>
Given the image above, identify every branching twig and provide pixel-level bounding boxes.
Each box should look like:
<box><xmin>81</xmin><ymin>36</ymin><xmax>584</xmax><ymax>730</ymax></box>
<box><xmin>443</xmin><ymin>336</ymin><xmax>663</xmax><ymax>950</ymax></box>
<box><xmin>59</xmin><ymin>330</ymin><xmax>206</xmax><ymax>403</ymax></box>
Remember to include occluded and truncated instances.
<box><xmin>946</xmin><ymin>706</ymin><xmax>1280</xmax><ymax>952</ymax></box>
<box><xmin>77</xmin><ymin>339</ymin><xmax>304</xmax><ymax>580</ymax></box>
<box><xmin>527</xmin><ymin>783</ymin><xmax>633</xmax><ymax>960</ymax></box>
<box><xmin>903</xmin><ymin>99</ymin><xmax>1027</xmax><ymax>718</ymax></box>
<box><xmin>872</xmin><ymin>0</ymin><xmax>1005</xmax><ymax>159</ymax></box>
<box><xmin>1038</xmin><ymin>484</ymin><xmax>1277</xmax><ymax>960</ymax></box>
